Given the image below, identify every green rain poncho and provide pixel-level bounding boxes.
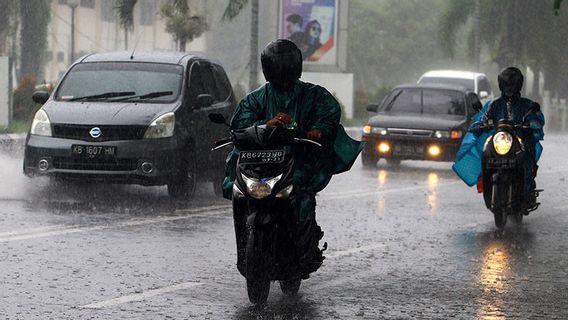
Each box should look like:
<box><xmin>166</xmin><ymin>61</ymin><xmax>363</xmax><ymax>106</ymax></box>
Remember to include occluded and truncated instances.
<box><xmin>223</xmin><ymin>81</ymin><xmax>364</xmax><ymax>220</ymax></box>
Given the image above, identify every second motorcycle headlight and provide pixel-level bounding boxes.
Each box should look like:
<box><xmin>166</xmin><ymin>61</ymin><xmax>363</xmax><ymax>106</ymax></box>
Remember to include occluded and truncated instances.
<box><xmin>493</xmin><ymin>131</ymin><xmax>513</xmax><ymax>155</ymax></box>
<box><xmin>242</xmin><ymin>174</ymin><xmax>282</xmax><ymax>199</ymax></box>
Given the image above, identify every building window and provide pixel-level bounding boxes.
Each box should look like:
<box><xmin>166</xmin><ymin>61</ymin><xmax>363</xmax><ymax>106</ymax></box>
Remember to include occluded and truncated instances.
<box><xmin>140</xmin><ymin>0</ymin><xmax>154</xmax><ymax>26</ymax></box>
<box><xmin>101</xmin><ymin>0</ymin><xmax>115</xmax><ymax>22</ymax></box>
<box><xmin>80</xmin><ymin>0</ymin><xmax>95</xmax><ymax>8</ymax></box>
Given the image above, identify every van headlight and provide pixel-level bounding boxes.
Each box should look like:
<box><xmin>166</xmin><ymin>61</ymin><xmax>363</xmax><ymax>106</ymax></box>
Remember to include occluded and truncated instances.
<box><xmin>30</xmin><ymin>109</ymin><xmax>52</xmax><ymax>136</ymax></box>
<box><xmin>144</xmin><ymin>112</ymin><xmax>175</xmax><ymax>139</ymax></box>
<box><xmin>241</xmin><ymin>174</ymin><xmax>282</xmax><ymax>199</ymax></box>
<box><xmin>493</xmin><ymin>131</ymin><xmax>513</xmax><ymax>155</ymax></box>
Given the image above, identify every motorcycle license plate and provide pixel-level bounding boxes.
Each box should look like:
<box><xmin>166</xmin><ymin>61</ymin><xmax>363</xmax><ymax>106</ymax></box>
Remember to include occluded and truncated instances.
<box><xmin>71</xmin><ymin>145</ymin><xmax>117</xmax><ymax>158</ymax></box>
<box><xmin>239</xmin><ymin>150</ymin><xmax>285</xmax><ymax>164</ymax></box>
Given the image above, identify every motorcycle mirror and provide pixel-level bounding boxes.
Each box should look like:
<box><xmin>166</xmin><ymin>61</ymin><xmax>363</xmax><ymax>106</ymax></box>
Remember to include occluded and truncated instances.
<box><xmin>208</xmin><ymin>113</ymin><xmax>229</xmax><ymax>126</ymax></box>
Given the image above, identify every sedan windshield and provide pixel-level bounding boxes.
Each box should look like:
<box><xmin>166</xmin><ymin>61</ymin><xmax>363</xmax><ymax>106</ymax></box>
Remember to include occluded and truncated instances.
<box><xmin>56</xmin><ymin>62</ymin><xmax>183</xmax><ymax>103</ymax></box>
<box><xmin>381</xmin><ymin>88</ymin><xmax>466</xmax><ymax>116</ymax></box>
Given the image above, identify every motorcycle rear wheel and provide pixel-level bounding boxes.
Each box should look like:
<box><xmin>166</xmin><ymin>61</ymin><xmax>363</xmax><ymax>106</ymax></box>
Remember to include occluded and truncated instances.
<box><xmin>511</xmin><ymin>212</ymin><xmax>524</xmax><ymax>224</ymax></box>
<box><xmin>279</xmin><ymin>279</ymin><xmax>301</xmax><ymax>296</ymax></box>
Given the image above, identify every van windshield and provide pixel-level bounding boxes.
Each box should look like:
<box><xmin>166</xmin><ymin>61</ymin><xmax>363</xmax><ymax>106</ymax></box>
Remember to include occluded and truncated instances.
<box><xmin>56</xmin><ymin>62</ymin><xmax>183</xmax><ymax>103</ymax></box>
<box><xmin>381</xmin><ymin>88</ymin><xmax>466</xmax><ymax>116</ymax></box>
<box><xmin>419</xmin><ymin>77</ymin><xmax>474</xmax><ymax>91</ymax></box>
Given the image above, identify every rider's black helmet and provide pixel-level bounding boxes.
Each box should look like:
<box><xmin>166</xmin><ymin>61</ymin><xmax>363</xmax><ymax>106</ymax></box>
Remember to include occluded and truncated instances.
<box><xmin>498</xmin><ymin>67</ymin><xmax>524</xmax><ymax>97</ymax></box>
<box><xmin>261</xmin><ymin>39</ymin><xmax>302</xmax><ymax>89</ymax></box>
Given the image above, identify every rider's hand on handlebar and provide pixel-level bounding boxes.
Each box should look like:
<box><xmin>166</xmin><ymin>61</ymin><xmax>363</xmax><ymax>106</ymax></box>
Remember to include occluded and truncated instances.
<box><xmin>266</xmin><ymin>113</ymin><xmax>293</xmax><ymax>126</ymax></box>
<box><xmin>307</xmin><ymin>129</ymin><xmax>322</xmax><ymax>141</ymax></box>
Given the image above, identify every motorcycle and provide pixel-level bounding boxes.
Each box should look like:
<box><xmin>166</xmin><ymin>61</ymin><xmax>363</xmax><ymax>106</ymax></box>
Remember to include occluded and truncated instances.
<box><xmin>209</xmin><ymin>113</ymin><xmax>323</xmax><ymax>304</ymax></box>
<box><xmin>478</xmin><ymin>104</ymin><xmax>541</xmax><ymax>228</ymax></box>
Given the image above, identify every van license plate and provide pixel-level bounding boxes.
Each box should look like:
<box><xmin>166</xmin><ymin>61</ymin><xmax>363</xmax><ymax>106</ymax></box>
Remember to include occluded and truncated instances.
<box><xmin>72</xmin><ymin>145</ymin><xmax>117</xmax><ymax>158</ymax></box>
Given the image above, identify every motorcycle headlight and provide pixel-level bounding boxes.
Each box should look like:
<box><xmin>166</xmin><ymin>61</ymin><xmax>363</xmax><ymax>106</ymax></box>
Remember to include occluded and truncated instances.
<box><xmin>493</xmin><ymin>131</ymin><xmax>513</xmax><ymax>155</ymax></box>
<box><xmin>30</xmin><ymin>109</ymin><xmax>52</xmax><ymax>136</ymax></box>
<box><xmin>242</xmin><ymin>174</ymin><xmax>282</xmax><ymax>199</ymax></box>
<box><xmin>144</xmin><ymin>112</ymin><xmax>175</xmax><ymax>139</ymax></box>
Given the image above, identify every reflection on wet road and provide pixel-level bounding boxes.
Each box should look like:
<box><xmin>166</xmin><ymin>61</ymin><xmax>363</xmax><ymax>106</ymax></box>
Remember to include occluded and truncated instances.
<box><xmin>1</xmin><ymin>135</ymin><xmax>568</xmax><ymax>318</ymax></box>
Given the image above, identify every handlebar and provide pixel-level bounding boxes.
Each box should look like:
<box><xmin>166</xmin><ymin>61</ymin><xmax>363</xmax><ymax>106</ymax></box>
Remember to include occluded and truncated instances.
<box><xmin>211</xmin><ymin>135</ymin><xmax>322</xmax><ymax>151</ymax></box>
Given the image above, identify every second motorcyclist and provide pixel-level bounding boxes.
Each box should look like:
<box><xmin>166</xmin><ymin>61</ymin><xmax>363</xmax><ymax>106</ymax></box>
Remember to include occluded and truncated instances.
<box><xmin>455</xmin><ymin>67</ymin><xmax>545</xmax><ymax>209</ymax></box>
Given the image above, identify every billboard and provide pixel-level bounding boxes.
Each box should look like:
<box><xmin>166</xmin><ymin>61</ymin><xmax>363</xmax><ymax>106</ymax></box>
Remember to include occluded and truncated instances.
<box><xmin>279</xmin><ymin>0</ymin><xmax>338</xmax><ymax>65</ymax></box>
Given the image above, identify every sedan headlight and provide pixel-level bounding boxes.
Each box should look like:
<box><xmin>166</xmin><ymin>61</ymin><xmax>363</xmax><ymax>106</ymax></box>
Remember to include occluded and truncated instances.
<box><xmin>242</xmin><ymin>174</ymin><xmax>282</xmax><ymax>199</ymax></box>
<box><xmin>493</xmin><ymin>131</ymin><xmax>513</xmax><ymax>155</ymax></box>
<box><xmin>363</xmin><ymin>126</ymin><xmax>387</xmax><ymax>135</ymax></box>
<box><xmin>144</xmin><ymin>112</ymin><xmax>175</xmax><ymax>139</ymax></box>
<box><xmin>30</xmin><ymin>109</ymin><xmax>52</xmax><ymax>136</ymax></box>
<box><xmin>434</xmin><ymin>130</ymin><xmax>450</xmax><ymax>139</ymax></box>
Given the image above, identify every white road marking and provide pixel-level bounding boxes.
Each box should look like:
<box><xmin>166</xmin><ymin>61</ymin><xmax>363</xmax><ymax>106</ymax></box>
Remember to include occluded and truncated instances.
<box><xmin>326</xmin><ymin>243</ymin><xmax>385</xmax><ymax>258</ymax></box>
<box><xmin>0</xmin><ymin>205</ymin><xmax>231</xmax><ymax>243</ymax></box>
<box><xmin>79</xmin><ymin>281</ymin><xmax>202</xmax><ymax>309</ymax></box>
<box><xmin>0</xmin><ymin>180</ymin><xmax>462</xmax><ymax>243</ymax></box>
<box><xmin>320</xmin><ymin>180</ymin><xmax>461</xmax><ymax>200</ymax></box>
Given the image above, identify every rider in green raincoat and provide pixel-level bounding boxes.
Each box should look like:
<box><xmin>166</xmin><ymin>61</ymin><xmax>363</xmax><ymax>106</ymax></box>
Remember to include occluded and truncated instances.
<box><xmin>222</xmin><ymin>39</ymin><xmax>364</xmax><ymax>272</ymax></box>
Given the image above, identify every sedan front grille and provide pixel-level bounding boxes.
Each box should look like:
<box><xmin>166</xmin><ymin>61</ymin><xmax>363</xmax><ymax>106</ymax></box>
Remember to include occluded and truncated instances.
<box><xmin>388</xmin><ymin>128</ymin><xmax>433</xmax><ymax>137</ymax></box>
<box><xmin>53</xmin><ymin>157</ymin><xmax>138</xmax><ymax>171</ymax></box>
<box><xmin>52</xmin><ymin>124</ymin><xmax>147</xmax><ymax>142</ymax></box>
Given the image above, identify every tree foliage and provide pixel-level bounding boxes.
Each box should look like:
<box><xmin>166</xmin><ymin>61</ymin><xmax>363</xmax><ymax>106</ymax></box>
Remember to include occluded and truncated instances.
<box><xmin>439</xmin><ymin>0</ymin><xmax>568</xmax><ymax>99</ymax></box>
<box><xmin>348</xmin><ymin>0</ymin><xmax>449</xmax><ymax>91</ymax></box>
<box><xmin>223</xmin><ymin>0</ymin><xmax>248</xmax><ymax>21</ymax></box>
<box><xmin>0</xmin><ymin>0</ymin><xmax>19</xmax><ymax>56</ymax></box>
<box><xmin>19</xmin><ymin>0</ymin><xmax>51</xmax><ymax>81</ymax></box>
<box><xmin>160</xmin><ymin>0</ymin><xmax>208</xmax><ymax>52</ymax></box>
<box><xmin>554</xmin><ymin>0</ymin><xmax>563</xmax><ymax>15</ymax></box>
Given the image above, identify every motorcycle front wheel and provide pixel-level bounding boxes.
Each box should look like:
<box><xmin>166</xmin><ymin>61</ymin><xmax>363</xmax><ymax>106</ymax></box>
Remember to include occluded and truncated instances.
<box><xmin>245</xmin><ymin>229</ymin><xmax>270</xmax><ymax>304</ymax></box>
<box><xmin>247</xmin><ymin>277</ymin><xmax>270</xmax><ymax>304</ymax></box>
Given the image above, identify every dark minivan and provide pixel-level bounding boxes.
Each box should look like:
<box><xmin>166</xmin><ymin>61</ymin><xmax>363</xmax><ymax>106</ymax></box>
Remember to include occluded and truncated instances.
<box><xmin>24</xmin><ymin>51</ymin><xmax>235</xmax><ymax>199</ymax></box>
<box><xmin>361</xmin><ymin>84</ymin><xmax>481</xmax><ymax>167</ymax></box>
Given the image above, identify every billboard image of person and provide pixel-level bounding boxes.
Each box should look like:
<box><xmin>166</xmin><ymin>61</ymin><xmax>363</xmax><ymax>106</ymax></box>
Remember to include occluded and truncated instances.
<box><xmin>279</xmin><ymin>0</ymin><xmax>337</xmax><ymax>65</ymax></box>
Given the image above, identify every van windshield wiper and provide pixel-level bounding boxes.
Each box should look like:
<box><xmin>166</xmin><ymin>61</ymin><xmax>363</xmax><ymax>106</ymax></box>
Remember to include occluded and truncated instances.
<box><xmin>111</xmin><ymin>91</ymin><xmax>174</xmax><ymax>102</ymax></box>
<box><xmin>68</xmin><ymin>91</ymin><xmax>136</xmax><ymax>102</ymax></box>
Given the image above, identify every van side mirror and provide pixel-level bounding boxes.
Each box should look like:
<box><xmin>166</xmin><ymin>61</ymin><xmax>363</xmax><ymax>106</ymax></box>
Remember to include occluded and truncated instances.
<box><xmin>366</xmin><ymin>104</ymin><xmax>379</xmax><ymax>112</ymax></box>
<box><xmin>479</xmin><ymin>91</ymin><xmax>489</xmax><ymax>99</ymax></box>
<box><xmin>196</xmin><ymin>94</ymin><xmax>214</xmax><ymax>109</ymax></box>
<box><xmin>32</xmin><ymin>91</ymin><xmax>50</xmax><ymax>104</ymax></box>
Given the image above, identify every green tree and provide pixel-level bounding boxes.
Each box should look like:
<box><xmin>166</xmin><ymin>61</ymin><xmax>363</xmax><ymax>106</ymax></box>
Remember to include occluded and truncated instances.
<box><xmin>19</xmin><ymin>0</ymin><xmax>51</xmax><ymax>81</ymax></box>
<box><xmin>223</xmin><ymin>0</ymin><xmax>259</xmax><ymax>91</ymax></box>
<box><xmin>554</xmin><ymin>0</ymin><xmax>563</xmax><ymax>14</ymax></box>
<box><xmin>348</xmin><ymin>0</ymin><xmax>448</xmax><ymax>91</ymax></box>
<box><xmin>0</xmin><ymin>0</ymin><xmax>19</xmax><ymax>56</ymax></box>
<box><xmin>115</xmin><ymin>0</ymin><xmax>137</xmax><ymax>50</ymax></box>
<box><xmin>439</xmin><ymin>0</ymin><xmax>568</xmax><ymax>99</ymax></box>
<box><xmin>160</xmin><ymin>0</ymin><xmax>208</xmax><ymax>52</ymax></box>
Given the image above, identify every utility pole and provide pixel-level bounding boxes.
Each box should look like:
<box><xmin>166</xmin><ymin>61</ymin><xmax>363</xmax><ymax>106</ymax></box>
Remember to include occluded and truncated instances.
<box><xmin>248</xmin><ymin>0</ymin><xmax>259</xmax><ymax>91</ymax></box>
<box><xmin>473</xmin><ymin>0</ymin><xmax>481</xmax><ymax>70</ymax></box>
<box><xmin>66</xmin><ymin>0</ymin><xmax>80</xmax><ymax>65</ymax></box>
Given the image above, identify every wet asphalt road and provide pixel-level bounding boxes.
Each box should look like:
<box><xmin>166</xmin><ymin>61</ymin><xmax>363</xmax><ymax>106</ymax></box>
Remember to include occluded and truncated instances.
<box><xmin>1</xmin><ymin>134</ymin><xmax>568</xmax><ymax>319</ymax></box>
